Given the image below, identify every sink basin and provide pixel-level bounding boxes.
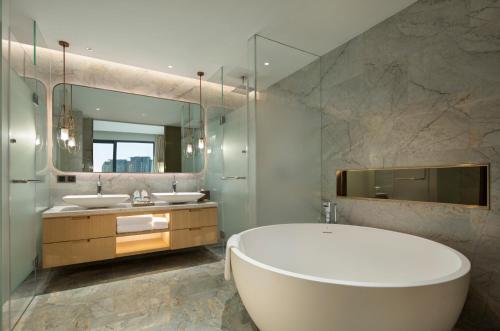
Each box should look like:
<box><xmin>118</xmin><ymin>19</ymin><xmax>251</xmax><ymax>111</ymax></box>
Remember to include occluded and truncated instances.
<box><xmin>62</xmin><ymin>194</ymin><xmax>130</xmax><ymax>208</ymax></box>
<box><xmin>152</xmin><ymin>192</ymin><xmax>204</xmax><ymax>204</ymax></box>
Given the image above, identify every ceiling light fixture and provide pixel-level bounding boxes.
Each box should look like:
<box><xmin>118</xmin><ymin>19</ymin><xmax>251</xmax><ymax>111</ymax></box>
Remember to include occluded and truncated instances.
<box><xmin>96</xmin><ymin>107</ymin><xmax>100</xmax><ymax>111</ymax></box>
<box><xmin>167</xmin><ymin>65</ymin><xmax>173</xmax><ymax>69</ymax></box>
<box><xmin>86</xmin><ymin>47</ymin><xmax>93</xmax><ymax>51</ymax></box>
<box><xmin>264</xmin><ymin>62</ymin><xmax>270</xmax><ymax>66</ymax></box>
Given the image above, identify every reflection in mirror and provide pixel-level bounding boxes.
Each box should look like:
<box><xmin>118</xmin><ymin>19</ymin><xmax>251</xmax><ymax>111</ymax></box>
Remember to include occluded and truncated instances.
<box><xmin>52</xmin><ymin>84</ymin><xmax>204</xmax><ymax>173</ymax></box>
<box><xmin>337</xmin><ymin>165</ymin><xmax>488</xmax><ymax>207</ymax></box>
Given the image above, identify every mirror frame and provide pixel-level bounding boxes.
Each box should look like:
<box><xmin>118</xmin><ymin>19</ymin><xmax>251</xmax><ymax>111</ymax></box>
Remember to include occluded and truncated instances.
<box><xmin>336</xmin><ymin>163</ymin><xmax>490</xmax><ymax>209</ymax></box>
<box><xmin>51</xmin><ymin>83</ymin><xmax>206</xmax><ymax>175</ymax></box>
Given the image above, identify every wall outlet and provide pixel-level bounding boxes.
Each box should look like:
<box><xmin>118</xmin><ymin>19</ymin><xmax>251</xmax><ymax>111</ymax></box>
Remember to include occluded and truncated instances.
<box><xmin>57</xmin><ymin>175</ymin><xmax>76</xmax><ymax>183</ymax></box>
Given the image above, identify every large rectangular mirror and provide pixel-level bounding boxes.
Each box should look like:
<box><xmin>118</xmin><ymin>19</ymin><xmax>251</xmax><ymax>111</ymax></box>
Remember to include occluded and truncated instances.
<box><xmin>52</xmin><ymin>84</ymin><xmax>204</xmax><ymax>173</ymax></box>
<box><xmin>337</xmin><ymin>164</ymin><xmax>489</xmax><ymax>207</ymax></box>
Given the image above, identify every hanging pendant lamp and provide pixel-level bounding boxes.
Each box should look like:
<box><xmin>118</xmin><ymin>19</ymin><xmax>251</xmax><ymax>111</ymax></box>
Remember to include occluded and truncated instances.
<box><xmin>185</xmin><ymin>104</ymin><xmax>194</xmax><ymax>158</ymax></box>
<box><xmin>56</xmin><ymin>41</ymin><xmax>79</xmax><ymax>153</ymax></box>
<box><xmin>197</xmin><ymin>71</ymin><xmax>205</xmax><ymax>150</ymax></box>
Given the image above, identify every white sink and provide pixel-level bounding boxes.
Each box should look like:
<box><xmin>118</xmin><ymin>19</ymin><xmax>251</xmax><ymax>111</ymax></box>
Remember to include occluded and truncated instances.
<box><xmin>152</xmin><ymin>192</ymin><xmax>204</xmax><ymax>204</ymax></box>
<box><xmin>62</xmin><ymin>194</ymin><xmax>130</xmax><ymax>208</ymax></box>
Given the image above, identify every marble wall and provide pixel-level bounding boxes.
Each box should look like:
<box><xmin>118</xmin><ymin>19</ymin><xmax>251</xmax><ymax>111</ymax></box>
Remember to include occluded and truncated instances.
<box><xmin>320</xmin><ymin>0</ymin><xmax>500</xmax><ymax>329</ymax></box>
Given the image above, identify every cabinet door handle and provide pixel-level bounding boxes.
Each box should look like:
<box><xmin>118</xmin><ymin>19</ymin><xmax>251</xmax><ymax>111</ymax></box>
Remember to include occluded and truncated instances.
<box><xmin>220</xmin><ymin>176</ymin><xmax>246</xmax><ymax>180</ymax></box>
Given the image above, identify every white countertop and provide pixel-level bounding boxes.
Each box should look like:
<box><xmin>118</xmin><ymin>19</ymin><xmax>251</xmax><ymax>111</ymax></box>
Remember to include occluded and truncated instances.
<box><xmin>43</xmin><ymin>201</ymin><xmax>218</xmax><ymax>218</ymax></box>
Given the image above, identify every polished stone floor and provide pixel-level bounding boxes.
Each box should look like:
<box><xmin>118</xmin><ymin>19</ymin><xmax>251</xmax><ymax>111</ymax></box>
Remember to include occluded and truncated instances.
<box><xmin>14</xmin><ymin>246</ymin><xmax>469</xmax><ymax>331</ymax></box>
<box><xmin>15</xmin><ymin>248</ymin><xmax>258</xmax><ymax>331</ymax></box>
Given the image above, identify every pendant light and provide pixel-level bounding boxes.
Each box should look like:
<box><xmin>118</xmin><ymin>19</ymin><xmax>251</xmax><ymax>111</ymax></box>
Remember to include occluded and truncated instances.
<box><xmin>67</xmin><ymin>85</ymin><xmax>80</xmax><ymax>153</ymax></box>
<box><xmin>185</xmin><ymin>104</ymin><xmax>193</xmax><ymax>158</ymax></box>
<box><xmin>56</xmin><ymin>40</ymin><xmax>79</xmax><ymax>153</ymax></box>
<box><xmin>197</xmin><ymin>71</ymin><xmax>205</xmax><ymax>150</ymax></box>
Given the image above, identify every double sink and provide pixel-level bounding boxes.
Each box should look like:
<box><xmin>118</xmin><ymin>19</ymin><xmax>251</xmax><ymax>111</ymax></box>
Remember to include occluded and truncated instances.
<box><xmin>63</xmin><ymin>192</ymin><xmax>204</xmax><ymax>208</ymax></box>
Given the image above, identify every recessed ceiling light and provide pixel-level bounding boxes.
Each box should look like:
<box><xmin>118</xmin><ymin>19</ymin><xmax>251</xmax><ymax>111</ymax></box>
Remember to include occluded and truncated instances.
<box><xmin>264</xmin><ymin>62</ymin><xmax>270</xmax><ymax>66</ymax></box>
<box><xmin>167</xmin><ymin>65</ymin><xmax>173</xmax><ymax>69</ymax></box>
<box><xmin>95</xmin><ymin>107</ymin><xmax>100</xmax><ymax>111</ymax></box>
<box><xmin>86</xmin><ymin>47</ymin><xmax>93</xmax><ymax>51</ymax></box>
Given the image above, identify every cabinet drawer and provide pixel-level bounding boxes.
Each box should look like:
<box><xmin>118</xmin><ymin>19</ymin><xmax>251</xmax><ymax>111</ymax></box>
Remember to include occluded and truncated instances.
<box><xmin>42</xmin><ymin>237</ymin><xmax>115</xmax><ymax>268</ymax></box>
<box><xmin>170</xmin><ymin>208</ymin><xmax>217</xmax><ymax>230</ymax></box>
<box><xmin>171</xmin><ymin>226</ymin><xmax>218</xmax><ymax>249</ymax></box>
<box><xmin>43</xmin><ymin>214</ymin><xmax>116</xmax><ymax>243</ymax></box>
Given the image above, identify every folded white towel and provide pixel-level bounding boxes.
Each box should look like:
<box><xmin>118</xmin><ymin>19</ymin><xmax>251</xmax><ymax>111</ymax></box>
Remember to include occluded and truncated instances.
<box><xmin>117</xmin><ymin>223</ymin><xmax>152</xmax><ymax>234</ymax></box>
<box><xmin>116</xmin><ymin>214</ymin><xmax>153</xmax><ymax>226</ymax></box>
<box><xmin>224</xmin><ymin>234</ymin><xmax>241</xmax><ymax>281</ymax></box>
<box><xmin>152</xmin><ymin>217</ymin><xmax>169</xmax><ymax>230</ymax></box>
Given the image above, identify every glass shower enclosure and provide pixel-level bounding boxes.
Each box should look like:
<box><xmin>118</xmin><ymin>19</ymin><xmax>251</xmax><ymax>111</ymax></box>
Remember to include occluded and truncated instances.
<box><xmin>205</xmin><ymin>35</ymin><xmax>321</xmax><ymax>242</ymax></box>
<box><xmin>2</xmin><ymin>18</ymin><xmax>50</xmax><ymax>330</ymax></box>
<box><xmin>205</xmin><ymin>67</ymin><xmax>250</xmax><ymax>240</ymax></box>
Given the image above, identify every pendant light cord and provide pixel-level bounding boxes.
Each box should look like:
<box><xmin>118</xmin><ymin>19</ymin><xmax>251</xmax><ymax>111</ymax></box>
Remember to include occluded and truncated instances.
<box><xmin>197</xmin><ymin>71</ymin><xmax>204</xmax><ymax>137</ymax></box>
<box><xmin>63</xmin><ymin>43</ymin><xmax>66</xmax><ymax>111</ymax></box>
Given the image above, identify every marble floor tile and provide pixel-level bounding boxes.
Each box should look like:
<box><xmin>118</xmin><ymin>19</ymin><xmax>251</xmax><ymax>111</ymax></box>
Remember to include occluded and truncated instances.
<box><xmin>14</xmin><ymin>247</ymin><xmax>468</xmax><ymax>331</ymax></box>
<box><xmin>15</xmin><ymin>248</ymin><xmax>257</xmax><ymax>331</ymax></box>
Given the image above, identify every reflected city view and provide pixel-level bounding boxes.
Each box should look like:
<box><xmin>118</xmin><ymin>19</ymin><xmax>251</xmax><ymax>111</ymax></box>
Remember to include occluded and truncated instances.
<box><xmin>101</xmin><ymin>156</ymin><xmax>152</xmax><ymax>173</ymax></box>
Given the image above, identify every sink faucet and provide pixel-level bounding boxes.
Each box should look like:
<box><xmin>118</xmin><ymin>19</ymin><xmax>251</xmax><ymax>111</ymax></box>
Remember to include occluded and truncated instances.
<box><xmin>323</xmin><ymin>201</ymin><xmax>337</xmax><ymax>224</ymax></box>
<box><xmin>172</xmin><ymin>176</ymin><xmax>177</xmax><ymax>193</ymax></box>
<box><xmin>97</xmin><ymin>175</ymin><xmax>102</xmax><ymax>195</ymax></box>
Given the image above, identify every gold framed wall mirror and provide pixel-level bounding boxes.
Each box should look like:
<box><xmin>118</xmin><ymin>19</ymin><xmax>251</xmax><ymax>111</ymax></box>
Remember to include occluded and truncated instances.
<box><xmin>336</xmin><ymin>164</ymin><xmax>489</xmax><ymax>208</ymax></box>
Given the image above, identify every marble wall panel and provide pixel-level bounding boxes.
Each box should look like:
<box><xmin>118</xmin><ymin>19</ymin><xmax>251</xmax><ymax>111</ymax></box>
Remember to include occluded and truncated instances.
<box><xmin>320</xmin><ymin>0</ymin><xmax>500</xmax><ymax>329</ymax></box>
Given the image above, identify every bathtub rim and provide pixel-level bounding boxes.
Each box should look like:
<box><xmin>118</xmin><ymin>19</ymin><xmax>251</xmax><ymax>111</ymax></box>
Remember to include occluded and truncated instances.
<box><xmin>230</xmin><ymin>223</ymin><xmax>471</xmax><ymax>289</ymax></box>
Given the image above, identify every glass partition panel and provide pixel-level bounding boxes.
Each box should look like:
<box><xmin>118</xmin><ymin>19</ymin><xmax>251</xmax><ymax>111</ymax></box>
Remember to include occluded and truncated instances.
<box><xmin>204</xmin><ymin>66</ymin><xmax>250</xmax><ymax>240</ymax></box>
<box><xmin>2</xmin><ymin>18</ymin><xmax>50</xmax><ymax>330</ymax></box>
<box><xmin>6</xmin><ymin>33</ymin><xmax>37</xmax><ymax>331</ymax></box>
<box><xmin>249</xmin><ymin>35</ymin><xmax>321</xmax><ymax>227</ymax></box>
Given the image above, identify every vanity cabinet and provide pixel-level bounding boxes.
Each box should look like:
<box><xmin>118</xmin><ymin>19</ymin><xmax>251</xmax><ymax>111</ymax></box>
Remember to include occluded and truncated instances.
<box><xmin>171</xmin><ymin>227</ymin><xmax>218</xmax><ymax>250</ymax></box>
<box><xmin>170</xmin><ymin>208</ymin><xmax>217</xmax><ymax>230</ymax></box>
<box><xmin>42</xmin><ymin>205</ymin><xmax>218</xmax><ymax>268</ymax></box>
<box><xmin>43</xmin><ymin>238</ymin><xmax>115</xmax><ymax>268</ymax></box>
<box><xmin>170</xmin><ymin>208</ymin><xmax>218</xmax><ymax>249</ymax></box>
<box><xmin>43</xmin><ymin>214</ymin><xmax>116</xmax><ymax>243</ymax></box>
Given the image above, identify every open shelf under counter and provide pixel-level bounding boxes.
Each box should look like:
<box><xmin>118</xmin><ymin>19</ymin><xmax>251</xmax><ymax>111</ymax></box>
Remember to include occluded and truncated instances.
<box><xmin>115</xmin><ymin>231</ymin><xmax>170</xmax><ymax>257</ymax></box>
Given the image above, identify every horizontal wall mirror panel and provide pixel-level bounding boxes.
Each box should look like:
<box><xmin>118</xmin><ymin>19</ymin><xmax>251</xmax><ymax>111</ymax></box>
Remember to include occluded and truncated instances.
<box><xmin>337</xmin><ymin>165</ymin><xmax>488</xmax><ymax>207</ymax></box>
<box><xmin>52</xmin><ymin>84</ymin><xmax>204</xmax><ymax>173</ymax></box>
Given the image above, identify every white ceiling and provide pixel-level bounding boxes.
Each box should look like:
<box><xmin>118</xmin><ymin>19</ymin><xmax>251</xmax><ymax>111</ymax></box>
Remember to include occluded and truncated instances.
<box><xmin>14</xmin><ymin>0</ymin><xmax>416</xmax><ymax>79</ymax></box>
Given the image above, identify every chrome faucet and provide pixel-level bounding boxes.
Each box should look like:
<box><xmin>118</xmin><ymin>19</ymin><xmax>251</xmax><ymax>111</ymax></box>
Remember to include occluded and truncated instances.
<box><xmin>323</xmin><ymin>201</ymin><xmax>337</xmax><ymax>224</ymax></box>
<box><xmin>97</xmin><ymin>175</ymin><xmax>102</xmax><ymax>195</ymax></box>
<box><xmin>172</xmin><ymin>176</ymin><xmax>177</xmax><ymax>193</ymax></box>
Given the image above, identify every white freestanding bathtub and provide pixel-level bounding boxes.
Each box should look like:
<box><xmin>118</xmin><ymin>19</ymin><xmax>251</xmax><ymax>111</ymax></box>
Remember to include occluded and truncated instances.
<box><xmin>226</xmin><ymin>224</ymin><xmax>470</xmax><ymax>331</ymax></box>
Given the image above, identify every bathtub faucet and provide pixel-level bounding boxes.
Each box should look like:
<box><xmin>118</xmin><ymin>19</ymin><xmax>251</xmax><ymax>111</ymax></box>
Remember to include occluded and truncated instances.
<box><xmin>322</xmin><ymin>201</ymin><xmax>337</xmax><ymax>224</ymax></box>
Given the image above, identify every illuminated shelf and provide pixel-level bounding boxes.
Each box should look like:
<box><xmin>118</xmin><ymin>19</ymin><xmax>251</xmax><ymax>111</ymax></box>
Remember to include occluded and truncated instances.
<box><xmin>115</xmin><ymin>232</ymin><xmax>170</xmax><ymax>257</ymax></box>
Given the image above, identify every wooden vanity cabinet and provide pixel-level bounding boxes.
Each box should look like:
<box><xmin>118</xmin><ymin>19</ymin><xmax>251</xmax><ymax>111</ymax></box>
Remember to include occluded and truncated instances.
<box><xmin>42</xmin><ymin>214</ymin><xmax>116</xmax><ymax>268</ymax></box>
<box><xmin>43</xmin><ymin>237</ymin><xmax>115</xmax><ymax>268</ymax></box>
<box><xmin>42</xmin><ymin>214</ymin><xmax>116</xmax><ymax>243</ymax></box>
<box><xmin>170</xmin><ymin>208</ymin><xmax>218</xmax><ymax>249</ymax></box>
<box><xmin>42</xmin><ymin>206</ymin><xmax>218</xmax><ymax>268</ymax></box>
